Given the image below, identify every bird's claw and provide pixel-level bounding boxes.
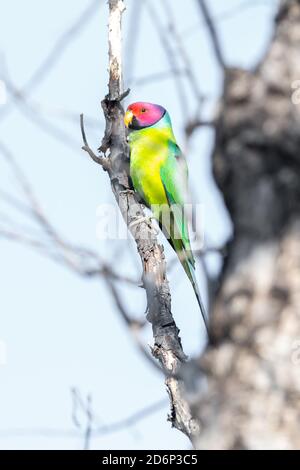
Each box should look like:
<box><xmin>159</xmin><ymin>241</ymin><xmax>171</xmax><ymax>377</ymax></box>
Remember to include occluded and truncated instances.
<box><xmin>129</xmin><ymin>215</ymin><xmax>153</xmax><ymax>229</ymax></box>
<box><xmin>129</xmin><ymin>215</ymin><xmax>159</xmax><ymax>234</ymax></box>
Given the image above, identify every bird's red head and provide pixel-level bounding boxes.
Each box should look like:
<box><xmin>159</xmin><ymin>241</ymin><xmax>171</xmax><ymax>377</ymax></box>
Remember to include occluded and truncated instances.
<box><xmin>124</xmin><ymin>102</ymin><xmax>166</xmax><ymax>130</ymax></box>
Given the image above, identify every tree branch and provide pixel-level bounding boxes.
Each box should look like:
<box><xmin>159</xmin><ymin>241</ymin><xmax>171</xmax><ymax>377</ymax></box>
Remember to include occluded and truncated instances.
<box><xmin>80</xmin><ymin>114</ymin><xmax>110</xmax><ymax>168</ymax></box>
<box><xmin>197</xmin><ymin>0</ymin><xmax>226</xmax><ymax>70</ymax></box>
<box><xmin>91</xmin><ymin>0</ymin><xmax>200</xmax><ymax>440</ymax></box>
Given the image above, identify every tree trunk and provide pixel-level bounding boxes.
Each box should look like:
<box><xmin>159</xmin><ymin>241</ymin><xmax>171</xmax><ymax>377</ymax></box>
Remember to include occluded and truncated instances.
<box><xmin>192</xmin><ymin>0</ymin><xmax>300</xmax><ymax>450</ymax></box>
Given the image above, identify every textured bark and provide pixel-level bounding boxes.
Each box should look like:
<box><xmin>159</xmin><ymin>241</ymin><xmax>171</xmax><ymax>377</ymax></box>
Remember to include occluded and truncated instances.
<box><xmin>191</xmin><ymin>0</ymin><xmax>300</xmax><ymax>449</ymax></box>
<box><xmin>102</xmin><ymin>0</ymin><xmax>199</xmax><ymax>440</ymax></box>
<box><xmin>100</xmin><ymin>0</ymin><xmax>300</xmax><ymax>448</ymax></box>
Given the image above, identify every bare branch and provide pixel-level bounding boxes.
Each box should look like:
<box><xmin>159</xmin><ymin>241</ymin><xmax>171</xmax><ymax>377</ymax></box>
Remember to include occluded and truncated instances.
<box><xmin>93</xmin><ymin>0</ymin><xmax>200</xmax><ymax>439</ymax></box>
<box><xmin>196</xmin><ymin>0</ymin><xmax>226</xmax><ymax>70</ymax></box>
<box><xmin>0</xmin><ymin>142</ymin><xmax>139</xmax><ymax>286</ymax></box>
<box><xmin>133</xmin><ymin>69</ymin><xmax>187</xmax><ymax>87</ymax></box>
<box><xmin>182</xmin><ymin>0</ymin><xmax>275</xmax><ymax>39</ymax></box>
<box><xmin>162</xmin><ymin>0</ymin><xmax>205</xmax><ymax>107</ymax></box>
<box><xmin>71</xmin><ymin>388</ymin><xmax>94</xmax><ymax>450</ymax></box>
<box><xmin>125</xmin><ymin>0</ymin><xmax>143</xmax><ymax>85</ymax></box>
<box><xmin>93</xmin><ymin>397</ymin><xmax>168</xmax><ymax>436</ymax></box>
<box><xmin>0</xmin><ymin>140</ymin><xmax>161</xmax><ymax>377</ymax></box>
<box><xmin>0</xmin><ymin>0</ymin><xmax>102</xmax><ymax>124</ymax></box>
<box><xmin>145</xmin><ymin>0</ymin><xmax>189</xmax><ymax>116</ymax></box>
<box><xmin>185</xmin><ymin>118</ymin><xmax>216</xmax><ymax>137</ymax></box>
<box><xmin>3</xmin><ymin>76</ymin><xmax>79</xmax><ymax>151</ymax></box>
<box><xmin>0</xmin><ymin>398</ymin><xmax>168</xmax><ymax>440</ymax></box>
<box><xmin>104</xmin><ymin>275</ymin><xmax>166</xmax><ymax>374</ymax></box>
<box><xmin>80</xmin><ymin>114</ymin><xmax>109</xmax><ymax>168</ymax></box>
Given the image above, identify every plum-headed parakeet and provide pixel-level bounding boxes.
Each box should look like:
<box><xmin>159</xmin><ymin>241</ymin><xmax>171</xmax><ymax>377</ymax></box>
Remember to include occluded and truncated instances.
<box><xmin>124</xmin><ymin>102</ymin><xmax>208</xmax><ymax>334</ymax></box>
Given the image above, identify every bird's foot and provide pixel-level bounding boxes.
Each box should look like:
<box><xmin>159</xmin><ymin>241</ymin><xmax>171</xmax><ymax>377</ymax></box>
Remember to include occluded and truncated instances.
<box><xmin>129</xmin><ymin>215</ymin><xmax>159</xmax><ymax>234</ymax></box>
<box><xmin>129</xmin><ymin>215</ymin><xmax>153</xmax><ymax>229</ymax></box>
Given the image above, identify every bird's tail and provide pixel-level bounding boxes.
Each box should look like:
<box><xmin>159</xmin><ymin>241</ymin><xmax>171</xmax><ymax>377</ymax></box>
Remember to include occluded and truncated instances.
<box><xmin>159</xmin><ymin>208</ymin><xmax>210</xmax><ymax>336</ymax></box>
<box><xmin>182</xmin><ymin>256</ymin><xmax>210</xmax><ymax>336</ymax></box>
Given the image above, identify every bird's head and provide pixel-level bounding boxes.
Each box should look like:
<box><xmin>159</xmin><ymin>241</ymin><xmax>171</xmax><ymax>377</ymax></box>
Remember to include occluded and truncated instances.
<box><xmin>124</xmin><ymin>102</ymin><xmax>166</xmax><ymax>130</ymax></box>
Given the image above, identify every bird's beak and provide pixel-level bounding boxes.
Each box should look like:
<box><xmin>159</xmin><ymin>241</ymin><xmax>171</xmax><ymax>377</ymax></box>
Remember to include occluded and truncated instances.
<box><xmin>124</xmin><ymin>110</ymin><xmax>134</xmax><ymax>128</ymax></box>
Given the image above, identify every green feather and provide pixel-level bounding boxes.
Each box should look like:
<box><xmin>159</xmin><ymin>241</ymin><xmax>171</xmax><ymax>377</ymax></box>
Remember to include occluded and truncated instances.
<box><xmin>129</xmin><ymin>112</ymin><xmax>209</xmax><ymax>334</ymax></box>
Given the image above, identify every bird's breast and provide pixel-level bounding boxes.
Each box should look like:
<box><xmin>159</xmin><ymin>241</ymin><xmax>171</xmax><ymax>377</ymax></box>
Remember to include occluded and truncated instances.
<box><xmin>129</xmin><ymin>132</ymin><xmax>168</xmax><ymax>208</ymax></box>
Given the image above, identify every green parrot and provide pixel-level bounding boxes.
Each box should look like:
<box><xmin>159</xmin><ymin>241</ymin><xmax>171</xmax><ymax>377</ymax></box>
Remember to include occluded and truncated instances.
<box><xmin>124</xmin><ymin>102</ymin><xmax>209</xmax><ymax>334</ymax></box>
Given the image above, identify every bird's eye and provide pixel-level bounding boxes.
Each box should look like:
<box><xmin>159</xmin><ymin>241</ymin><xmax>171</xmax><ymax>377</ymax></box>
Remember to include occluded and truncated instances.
<box><xmin>141</xmin><ymin>108</ymin><xmax>146</xmax><ymax>113</ymax></box>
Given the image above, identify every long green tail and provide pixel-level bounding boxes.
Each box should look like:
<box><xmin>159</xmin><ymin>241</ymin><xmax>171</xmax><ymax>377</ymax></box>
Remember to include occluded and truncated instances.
<box><xmin>161</xmin><ymin>219</ymin><xmax>210</xmax><ymax>335</ymax></box>
<box><xmin>182</xmin><ymin>256</ymin><xmax>210</xmax><ymax>336</ymax></box>
<box><xmin>157</xmin><ymin>201</ymin><xmax>210</xmax><ymax>335</ymax></box>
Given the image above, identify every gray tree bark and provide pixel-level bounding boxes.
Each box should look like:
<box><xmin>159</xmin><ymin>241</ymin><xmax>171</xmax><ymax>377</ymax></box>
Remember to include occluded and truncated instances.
<box><xmin>190</xmin><ymin>0</ymin><xmax>300</xmax><ymax>450</ymax></box>
<box><xmin>99</xmin><ymin>0</ymin><xmax>300</xmax><ymax>449</ymax></box>
<box><xmin>99</xmin><ymin>0</ymin><xmax>199</xmax><ymax>440</ymax></box>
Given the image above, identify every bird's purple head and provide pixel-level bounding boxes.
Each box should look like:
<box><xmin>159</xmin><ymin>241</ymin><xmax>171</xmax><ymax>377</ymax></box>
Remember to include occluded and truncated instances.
<box><xmin>124</xmin><ymin>102</ymin><xmax>166</xmax><ymax>130</ymax></box>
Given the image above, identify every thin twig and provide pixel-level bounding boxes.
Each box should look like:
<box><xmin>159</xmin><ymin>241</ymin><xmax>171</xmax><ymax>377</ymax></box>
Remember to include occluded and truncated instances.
<box><xmin>183</xmin><ymin>0</ymin><xmax>275</xmax><ymax>39</ymax></box>
<box><xmin>197</xmin><ymin>0</ymin><xmax>226</xmax><ymax>70</ymax></box>
<box><xmin>0</xmin><ymin>398</ymin><xmax>168</xmax><ymax>440</ymax></box>
<box><xmin>133</xmin><ymin>69</ymin><xmax>187</xmax><ymax>87</ymax></box>
<box><xmin>0</xmin><ymin>0</ymin><xmax>102</xmax><ymax>124</ymax></box>
<box><xmin>104</xmin><ymin>275</ymin><xmax>165</xmax><ymax>374</ymax></box>
<box><xmin>145</xmin><ymin>0</ymin><xmax>188</xmax><ymax>116</ymax></box>
<box><xmin>185</xmin><ymin>118</ymin><xmax>216</xmax><ymax>137</ymax></box>
<box><xmin>0</xmin><ymin>142</ymin><xmax>138</xmax><ymax>285</ymax></box>
<box><xmin>80</xmin><ymin>114</ymin><xmax>109</xmax><ymax>168</ymax></box>
<box><xmin>125</xmin><ymin>0</ymin><xmax>143</xmax><ymax>85</ymax></box>
<box><xmin>4</xmin><ymin>76</ymin><xmax>79</xmax><ymax>150</ymax></box>
<box><xmin>162</xmin><ymin>0</ymin><xmax>205</xmax><ymax>107</ymax></box>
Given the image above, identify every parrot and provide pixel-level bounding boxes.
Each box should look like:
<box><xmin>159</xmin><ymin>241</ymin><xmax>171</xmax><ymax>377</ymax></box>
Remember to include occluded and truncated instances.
<box><xmin>124</xmin><ymin>102</ymin><xmax>209</xmax><ymax>335</ymax></box>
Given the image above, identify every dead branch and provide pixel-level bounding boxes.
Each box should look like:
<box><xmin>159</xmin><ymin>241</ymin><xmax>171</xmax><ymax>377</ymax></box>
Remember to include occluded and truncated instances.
<box><xmin>0</xmin><ymin>0</ymin><xmax>101</xmax><ymax>125</ymax></box>
<box><xmin>197</xmin><ymin>0</ymin><xmax>226</xmax><ymax>71</ymax></box>
<box><xmin>0</xmin><ymin>397</ymin><xmax>168</xmax><ymax>441</ymax></box>
<box><xmin>0</xmin><ymin>142</ymin><xmax>138</xmax><ymax>286</ymax></box>
<box><xmin>80</xmin><ymin>114</ymin><xmax>109</xmax><ymax>168</ymax></box>
<box><xmin>86</xmin><ymin>0</ymin><xmax>200</xmax><ymax>440</ymax></box>
<box><xmin>145</xmin><ymin>0</ymin><xmax>188</xmax><ymax>116</ymax></box>
<box><xmin>162</xmin><ymin>0</ymin><xmax>205</xmax><ymax>108</ymax></box>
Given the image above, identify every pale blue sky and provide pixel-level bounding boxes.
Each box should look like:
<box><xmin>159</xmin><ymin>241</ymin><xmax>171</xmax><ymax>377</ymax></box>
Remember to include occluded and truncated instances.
<box><xmin>0</xmin><ymin>0</ymin><xmax>278</xmax><ymax>450</ymax></box>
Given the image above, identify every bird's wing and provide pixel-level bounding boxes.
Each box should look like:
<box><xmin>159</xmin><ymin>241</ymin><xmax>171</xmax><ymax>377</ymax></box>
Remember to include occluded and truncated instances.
<box><xmin>160</xmin><ymin>144</ymin><xmax>209</xmax><ymax>334</ymax></box>
<box><xmin>159</xmin><ymin>144</ymin><xmax>195</xmax><ymax>267</ymax></box>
